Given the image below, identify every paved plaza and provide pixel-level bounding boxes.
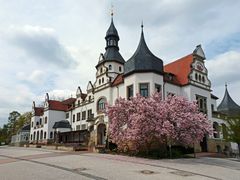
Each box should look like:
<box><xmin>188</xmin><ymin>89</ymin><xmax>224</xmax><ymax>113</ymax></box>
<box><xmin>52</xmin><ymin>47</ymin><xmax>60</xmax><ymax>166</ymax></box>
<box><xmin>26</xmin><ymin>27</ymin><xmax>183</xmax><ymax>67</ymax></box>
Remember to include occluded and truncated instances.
<box><xmin>0</xmin><ymin>146</ymin><xmax>239</xmax><ymax>180</ymax></box>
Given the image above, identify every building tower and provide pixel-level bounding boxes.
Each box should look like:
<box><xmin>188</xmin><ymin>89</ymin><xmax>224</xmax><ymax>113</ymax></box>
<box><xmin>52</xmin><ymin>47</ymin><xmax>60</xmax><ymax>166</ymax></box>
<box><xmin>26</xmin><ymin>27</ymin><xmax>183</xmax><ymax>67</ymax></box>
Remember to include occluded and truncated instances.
<box><xmin>95</xmin><ymin>15</ymin><xmax>125</xmax><ymax>91</ymax></box>
<box><xmin>217</xmin><ymin>84</ymin><xmax>240</xmax><ymax>117</ymax></box>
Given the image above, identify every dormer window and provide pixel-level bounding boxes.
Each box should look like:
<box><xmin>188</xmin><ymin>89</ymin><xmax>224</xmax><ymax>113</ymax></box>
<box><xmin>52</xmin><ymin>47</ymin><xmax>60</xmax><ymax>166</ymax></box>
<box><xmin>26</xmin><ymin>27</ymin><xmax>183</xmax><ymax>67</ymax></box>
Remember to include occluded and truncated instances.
<box><xmin>119</xmin><ymin>66</ymin><xmax>122</xmax><ymax>72</ymax></box>
<box><xmin>100</xmin><ymin>68</ymin><xmax>103</xmax><ymax>73</ymax></box>
<box><xmin>109</xmin><ymin>65</ymin><xmax>112</xmax><ymax>70</ymax></box>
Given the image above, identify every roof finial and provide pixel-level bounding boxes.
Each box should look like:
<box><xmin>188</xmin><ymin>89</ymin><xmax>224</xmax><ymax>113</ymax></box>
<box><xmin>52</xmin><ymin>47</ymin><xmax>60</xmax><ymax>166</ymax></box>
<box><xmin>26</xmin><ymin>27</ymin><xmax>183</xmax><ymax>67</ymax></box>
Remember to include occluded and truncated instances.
<box><xmin>141</xmin><ymin>20</ymin><xmax>144</xmax><ymax>31</ymax></box>
<box><xmin>111</xmin><ymin>3</ymin><xmax>114</xmax><ymax>17</ymax></box>
<box><xmin>225</xmin><ymin>82</ymin><xmax>228</xmax><ymax>89</ymax></box>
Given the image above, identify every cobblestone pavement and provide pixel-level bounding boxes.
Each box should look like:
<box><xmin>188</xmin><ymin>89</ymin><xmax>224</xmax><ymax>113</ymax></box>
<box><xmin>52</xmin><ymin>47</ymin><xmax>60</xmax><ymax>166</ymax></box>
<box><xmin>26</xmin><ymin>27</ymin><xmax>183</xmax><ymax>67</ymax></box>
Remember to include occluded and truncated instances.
<box><xmin>0</xmin><ymin>146</ymin><xmax>239</xmax><ymax>180</ymax></box>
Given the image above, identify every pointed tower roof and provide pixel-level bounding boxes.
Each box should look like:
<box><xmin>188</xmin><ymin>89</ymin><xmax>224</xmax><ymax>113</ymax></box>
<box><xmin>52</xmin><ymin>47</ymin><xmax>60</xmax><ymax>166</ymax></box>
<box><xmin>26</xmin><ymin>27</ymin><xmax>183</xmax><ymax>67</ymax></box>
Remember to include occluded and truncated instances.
<box><xmin>124</xmin><ymin>24</ymin><xmax>163</xmax><ymax>76</ymax></box>
<box><xmin>217</xmin><ymin>84</ymin><xmax>240</xmax><ymax>116</ymax></box>
<box><xmin>96</xmin><ymin>17</ymin><xmax>125</xmax><ymax>68</ymax></box>
<box><xmin>105</xmin><ymin>17</ymin><xmax>119</xmax><ymax>39</ymax></box>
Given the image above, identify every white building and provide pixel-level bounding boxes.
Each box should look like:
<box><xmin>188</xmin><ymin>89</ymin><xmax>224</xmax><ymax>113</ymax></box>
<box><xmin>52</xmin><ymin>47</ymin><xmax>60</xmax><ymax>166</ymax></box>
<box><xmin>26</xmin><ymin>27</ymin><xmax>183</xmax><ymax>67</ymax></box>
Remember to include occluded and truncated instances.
<box><xmin>11</xmin><ymin>124</ymin><xmax>30</xmax><ymax>146</ymax></box>
<box><xmin>29</xmin><ymin>17</ymin><xmax>237</xmax><ymax>153</ymax></box>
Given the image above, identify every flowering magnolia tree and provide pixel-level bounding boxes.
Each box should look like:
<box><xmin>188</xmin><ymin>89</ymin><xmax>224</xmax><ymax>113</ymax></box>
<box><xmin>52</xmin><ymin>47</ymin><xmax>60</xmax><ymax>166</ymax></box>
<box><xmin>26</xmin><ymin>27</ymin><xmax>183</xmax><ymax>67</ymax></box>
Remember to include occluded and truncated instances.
<box><xmin>107</xmin><ymin>92</ymin><xmax>212</xmax><ymax>153</ymax></box>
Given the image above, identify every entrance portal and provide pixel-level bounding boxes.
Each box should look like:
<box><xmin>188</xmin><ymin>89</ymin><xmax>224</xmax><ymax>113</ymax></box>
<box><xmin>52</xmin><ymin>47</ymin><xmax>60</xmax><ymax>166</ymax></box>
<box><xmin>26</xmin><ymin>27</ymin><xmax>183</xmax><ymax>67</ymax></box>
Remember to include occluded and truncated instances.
<box><xmin>97</xmin><ymin>124</ymin><xmax>106</xmax><ymax>145</ymax></box>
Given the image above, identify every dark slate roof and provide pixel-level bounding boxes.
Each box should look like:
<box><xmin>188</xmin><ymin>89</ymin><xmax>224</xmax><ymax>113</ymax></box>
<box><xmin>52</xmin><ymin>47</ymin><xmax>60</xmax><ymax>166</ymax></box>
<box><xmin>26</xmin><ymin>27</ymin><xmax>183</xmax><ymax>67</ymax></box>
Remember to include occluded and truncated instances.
<box><xmin>124</xmin><ymin>28</ymin><xmax>164</xmax><ymax>76</ymax></box>
<box><xmin>103</xmin><ymin>47</ymin><xmax>125</xmax><ymax>64</ymax></box>
<box><xmin>211</xmin><ymin>94</ymin><xmax>219</xmax><ymax>100</ymax></box>
<box><xmin>105</xmin><ymin>18</ymin><xmax>119</xmax><ymax>39</ymax></box>
<box><xmin>21</xmin><ymin>124</ymin><xmax>30</xmax><ymax>131</ymax></box>
<box><xmin>53</xmin><ymin>120</ymin><xmax>71</xmax><ymax>129</ymax></box>
<box><xmin>217</xmin><ymin>86</ymin><xmax>240</xmax><ymax>116</ymax></box>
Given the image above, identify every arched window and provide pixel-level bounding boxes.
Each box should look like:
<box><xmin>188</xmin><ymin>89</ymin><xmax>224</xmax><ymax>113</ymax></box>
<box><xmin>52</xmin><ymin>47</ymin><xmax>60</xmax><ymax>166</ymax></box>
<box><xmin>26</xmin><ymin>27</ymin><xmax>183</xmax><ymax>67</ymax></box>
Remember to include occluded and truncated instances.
<box><xmin>109</xmin><ymin>64</ymin><xmax>112</xmax><ymax>70</ymax></box>
<box><xmin>50</xmin><ymin>132</ymin><xmax>53</xmax><ymax>139</ymax></box>
<box><xmin>119</xmin><ymin>66</ymin><xmax>122</xmax><ymax>72</ymax></box>
<box><xmin>40</xmin><ymin>130</ymin><xmax>43</xmax><ymax>140</ymax></box>
<box><xmin>213</xmin><ymin>122</ymin><xmax>220</xmax><ymax>138</ymax></box>
<box><xmin>195</xmin><ymin>73</ymin><xmax>198</xmax><ymax>80</ymax></box>
<box><xmin>198</xmin><ymin>74</ymin><xmax>201</xmax><ymax>82</ymax></box>
<box><xmin>97</xmin><ymin>98</ymin><xmax>106</xmax><ymax>111</ymax></box>
<box><xmin>100</xmin><ymin>68</ymin><xmax>103</xmax><ymax>73</ymax></box>
<box><xmin>33</xmin><ymin>132</ymin><xmax>36</xmax><ymax>140</ymax></box>
<box><xmin>102</xmin><ymin>77</ymin><xmax>104</xmax><ymax>83</ymax></box>
<box><xmin>44</xmin><ymin>132</ymin><xmax>47</xmax><ymax>139</ymax></box>
<box><xmin>45</xmin><ymin>117</ymin><xmax>47</xmax><ymax>124</ymax></box>
<box><xmin>99</xmin><ymin>79</ymin><xmax>101</xmax><ymax>85</ymax></box>
<box><xmin>202</xmin><ymin>76</ymin><xmax>205</xmax><ymax>83</ymax></box>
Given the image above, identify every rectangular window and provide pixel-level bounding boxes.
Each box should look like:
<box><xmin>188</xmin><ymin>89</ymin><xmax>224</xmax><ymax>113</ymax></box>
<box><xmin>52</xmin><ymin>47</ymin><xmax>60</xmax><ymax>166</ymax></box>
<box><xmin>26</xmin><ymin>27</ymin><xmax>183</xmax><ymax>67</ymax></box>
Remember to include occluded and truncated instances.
<box><xmin>66</xmin><ymin>113</ymin><xmax>69</xmax><ymax>119</ymax></box>
<box><xmin>87</xmin><ymin>109</ymin><xmax>92</xmax><ymax>119</ymax></box>
<box><xmin>139</xmin><ymin>83</ymin><xmax>149</xmax><ymax>97</ymax></box>
<box><xmin>45</xmin><ymin>117</ymin><xmax>47</xmax><ymax>124</ymax></box>
<box><xmin>73</xmin><ymin>114</ymin><xmax>75</xmax><ymax>123</ymax></box>
<box><xmin>77</xmin><ymin>113</ymin><xmax>81</xmax><ymax>121</ymax></box>
<box><xmin>211</xmin><ymin>104</ymin><xmax>214</xmax><ymax>112</ymax></box>
<box><xmin>127</xmin><ymin>85</ymin><xmax>133</xmax><ymax>99</ymax></box>
<box><xmin>76</xmin><ymin>125</ymin><xmax>80</xmax><ymax>130</ymax></box>
<box><xmin>82</xmin><ymin>111</ymin><xmax>86</xmax><ymax>120</ymax></box>
<box><xmin>155</xmin><ymin>84</ymin><xmax>161</xmax><ymax>93</ymax></box>
<box><xmin>81</xmin><ymin>124</ymin><xmax>87</xmax><ymax>130</ymax></box>
<box><xmin>196</xmin><ymin>95</ymin><xmax>207</xmax><ymax>114</ymax></box>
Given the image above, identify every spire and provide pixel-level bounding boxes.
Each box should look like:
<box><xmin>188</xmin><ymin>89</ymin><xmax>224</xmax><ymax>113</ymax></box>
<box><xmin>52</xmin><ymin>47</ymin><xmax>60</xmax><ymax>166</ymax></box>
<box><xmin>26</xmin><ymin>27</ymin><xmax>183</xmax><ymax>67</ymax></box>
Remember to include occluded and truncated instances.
<box><xmin>217</xmin><ymin>84</ymin><xmax>240</xmax><ymax>116</ymax></box>
<box><xmin>124</xmin><ymin>23</ymin><xmax>164</xmax><ymax>76</ymax></box>
<box><xmin>96</xmin><ymin>15</ymin><xmax>125</xmax><ymax>68</ymax></box>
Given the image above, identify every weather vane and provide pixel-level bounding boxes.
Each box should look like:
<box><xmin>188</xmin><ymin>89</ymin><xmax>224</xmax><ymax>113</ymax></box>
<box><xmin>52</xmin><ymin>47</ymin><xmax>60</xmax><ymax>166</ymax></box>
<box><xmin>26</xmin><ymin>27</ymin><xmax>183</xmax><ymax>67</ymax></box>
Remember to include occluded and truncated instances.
<box><xmin>111</xmin><ymin>3</ymin><xmax>114</xmax><ymax>17</ymax></box>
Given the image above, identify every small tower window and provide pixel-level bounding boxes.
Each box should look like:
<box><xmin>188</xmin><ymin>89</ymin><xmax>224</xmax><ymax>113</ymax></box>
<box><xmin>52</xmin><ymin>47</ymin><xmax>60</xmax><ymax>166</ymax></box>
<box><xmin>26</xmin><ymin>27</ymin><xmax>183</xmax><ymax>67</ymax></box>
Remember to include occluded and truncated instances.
<box><xmin>119</xmin><ymin>66</ymin><xmax>122</xmax><ymax>72</ymax></box>
<box><xmin>100</xmin><ymin>68</ymin><xmax>103</xmax><ymax>73</ymax></box>
<box><xmin>102</xmin><ymin>77</ymin><xmax>104</xmax><ymax>83</ymax></box>
<box><xmin>109</xmin><ymin>65</ymin><xmax>112</xmax><ymax>70</ymax></box>
<box><xmin>99</xmin><ymin>79</ymin><xmax>101</xmax><ymax>85</ymax></box>
<box><xmin>195</xmin><ymin>73</ymin><xmax>198</xmax><ymax>80</ymax></box>
<box><xmin>202</xmin><ymin>76</ymin><xmax>205</xmax><ymax>83</ymax></box>
<box><xmin>198</xmin><ymin>74</ymin><xmax>201</xmax><ymax>82</ymax></box>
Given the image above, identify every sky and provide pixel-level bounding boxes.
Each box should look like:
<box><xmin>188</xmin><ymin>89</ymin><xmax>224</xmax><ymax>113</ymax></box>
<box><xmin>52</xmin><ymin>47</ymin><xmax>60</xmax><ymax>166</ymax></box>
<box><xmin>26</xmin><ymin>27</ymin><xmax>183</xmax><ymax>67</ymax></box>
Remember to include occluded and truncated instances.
<box><xmin>0</xmin><ymin>0</ymin><xmax>240</xmax><ymax>127</ymax></box>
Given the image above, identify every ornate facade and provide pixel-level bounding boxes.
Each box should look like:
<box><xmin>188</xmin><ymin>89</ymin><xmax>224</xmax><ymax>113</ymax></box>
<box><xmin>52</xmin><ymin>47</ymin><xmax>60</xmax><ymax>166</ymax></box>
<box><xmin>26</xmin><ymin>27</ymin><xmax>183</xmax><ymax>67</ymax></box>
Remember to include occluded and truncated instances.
<box><xmin>29</xmin><ymin>17</ymin><xmax>238</xmax><ymax>153</ymax></box>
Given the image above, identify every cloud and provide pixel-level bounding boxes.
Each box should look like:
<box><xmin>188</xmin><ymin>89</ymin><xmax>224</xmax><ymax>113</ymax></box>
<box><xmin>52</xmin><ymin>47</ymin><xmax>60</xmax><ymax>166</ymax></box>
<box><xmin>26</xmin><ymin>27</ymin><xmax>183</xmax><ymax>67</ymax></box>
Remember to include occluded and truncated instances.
<box><xmin>6</xmin><ymin>25</ymin><xmax>77</xmax><ymax>68</ymax></box>
<box><xmin>206</xmin><ymin>50</ymin><xmax>240</xmax><ymax>105</ymax></box>
<box><xmin>17</xmin><ymin>70</ymin><xmax>46</xmax><ymax>85</ymax></box>
<box><xmin>206</xmin><ymin>51</ymin><xmax>240</xmax><ymax>87</ymax></box>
